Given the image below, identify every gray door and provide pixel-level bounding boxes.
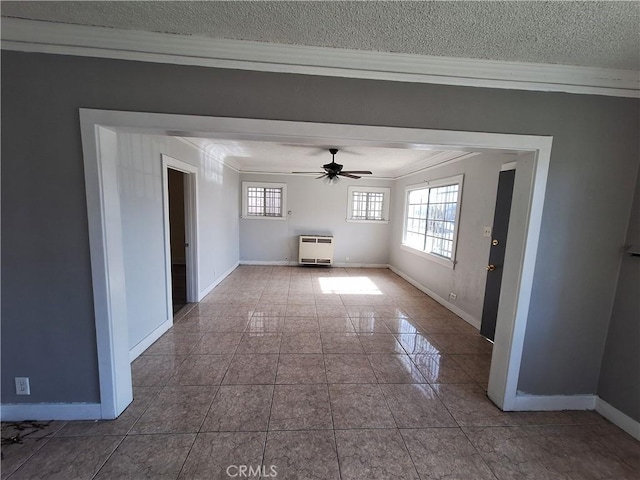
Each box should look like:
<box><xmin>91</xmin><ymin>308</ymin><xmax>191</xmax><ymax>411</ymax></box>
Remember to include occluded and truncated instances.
<box><xmin>480</xmin><ymin>169</ymin><xmax>516</xmax><ymax>341</ymax></box>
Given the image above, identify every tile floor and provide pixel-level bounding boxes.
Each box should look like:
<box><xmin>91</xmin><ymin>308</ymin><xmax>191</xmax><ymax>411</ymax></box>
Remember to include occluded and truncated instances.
<box><xmin>2</xmin><ymin>266</ymin><xmax>638</xmax><ymax>479</ymax></box>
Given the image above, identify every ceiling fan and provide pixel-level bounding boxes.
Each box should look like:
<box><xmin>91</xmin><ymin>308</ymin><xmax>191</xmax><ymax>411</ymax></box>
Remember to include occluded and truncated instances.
<box><xmin>293</xmin><ymin>148</ymin><xmax>373</xmax><ymax>181</ymax></box>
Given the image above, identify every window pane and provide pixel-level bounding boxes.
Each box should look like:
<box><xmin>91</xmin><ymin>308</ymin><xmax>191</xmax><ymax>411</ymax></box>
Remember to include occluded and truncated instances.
<box><xmin>444</xmin><ymin>203</ymin><xmax>457</xmax><ymax>221</ymax></box>
<box><xmin>406</xmin><ymin>232</ymin><xmax>425</xmax><ymax>250</ymax></box>
<box><xmin>246</xmin><ymin>186</ymin><xmax>282</xmax><ymax>217</ymax></box>
<box><xmin>352</xmin><ymin>192</ymin><xmax>367</xmax><ymax>219</ymax></box>
<box><xmin>265</xmin><ymin>188</ymin><xmax>282</xmax><ymax>216</ymax></box>
<box><xmin>367</xmin><ymin>192</ymin><xmax>384</xmax><ymax>220</ymax></box>
<box><xmin>427</xmin><ymin>204</ymin><xmax>444</xmax><ymax>220</ymax></box>
<box><xmin>424</xmin><ymin>236</ymin><xmax>434</xmax><ymax>253</ymax></box>
<box><xmin>404</xmin><ymin>180</ymin><xmax>460</xmax><ymax>260</ymax></box>
<box><xmin>246</xmin><ymin>187</ymin><xmax>264</xmax><ymax>216</ymax></box>
<box><xmin>408</xmin><ymin>188</ymin><xmax>428</xmax><ymax>204</ymax></box>
<box><xmin>352</xmin><ymin>191</ymin><xmax>385</xmax><ymax>220</ymax></box>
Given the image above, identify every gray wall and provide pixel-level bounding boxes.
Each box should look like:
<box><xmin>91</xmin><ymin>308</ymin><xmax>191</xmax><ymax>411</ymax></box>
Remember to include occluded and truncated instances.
<box><xmin>389</xmin><ymin>152</ymin><xmax>513</xmax><ymax>324</ymax></box>
<box><xmin>597</xmin><ymin>172</ymin><xmax>640</xmax><ymax>422</ymax></box>
<box><xmin>1</xmin><ymin>51</ymin><xmax>638</xmax><ymax>405</ymax></box>
<box><xmin>239</xmin><ymin>173</ymin><xmax>392</xmax><ymax>265</ymax></box>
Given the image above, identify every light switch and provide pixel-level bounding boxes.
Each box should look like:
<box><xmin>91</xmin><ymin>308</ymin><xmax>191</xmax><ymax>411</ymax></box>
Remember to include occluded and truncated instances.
<box><xmin>483</xmin><ymin>227</ymin><xmax>492</xmax><ymax>237</ymax></box>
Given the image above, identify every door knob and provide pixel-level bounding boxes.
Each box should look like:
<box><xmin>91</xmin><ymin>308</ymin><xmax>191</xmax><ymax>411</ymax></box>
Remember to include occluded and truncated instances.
<box><xmin>492</xmin><ymin>239</ymin><xmax>499</xmax><ymax>246</ymax></box>
<box><xmin>487</xmin><ymin>264</ymin><xmax>496</xmax><ymax>271</ymax></box>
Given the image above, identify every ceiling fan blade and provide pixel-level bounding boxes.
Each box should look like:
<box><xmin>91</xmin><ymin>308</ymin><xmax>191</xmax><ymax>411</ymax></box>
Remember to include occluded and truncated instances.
<box><xmin>339</xmin><ymin>173</ymin><xmax>361</xmax><ymax>179</ymax></box>
<box><xmin>316</xmin><ymin>174</ymin><xmax>328</xmax><ymax>179</ymax></box>
<box><xmin>292</xmin><ymin>171</ymin><xmax>325</xmax><ymax>174</ymax></box>
<box><xmin>341</xmin><ymin>171</ymin><xmax>373</xmax><ymax>175</ymax></box>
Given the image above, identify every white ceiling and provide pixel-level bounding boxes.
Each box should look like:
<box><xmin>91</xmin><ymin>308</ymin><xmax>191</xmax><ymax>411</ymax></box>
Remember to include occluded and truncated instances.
<box><xmin>180</xmin><ymin>137</ymin><xmax>479</xmax><ymax>178</ymax></box>
<box><xmin>1</xmin><ymin>1</ymin><xmax>638</xmax><ymax>70</ymax></box>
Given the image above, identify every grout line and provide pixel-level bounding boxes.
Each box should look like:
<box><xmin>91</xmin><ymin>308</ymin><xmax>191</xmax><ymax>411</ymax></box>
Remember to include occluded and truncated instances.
<box><xmin>125</xmin><ymin>385</ymin><xmax>164</xmax><ymax>436</ymax></box>
<box><xmin>456</xmin><ymin>420</ymin><xmax>501</xmax><ymax>480</ymax></box>
<box><xmin>260</xmin><ymin>295</ymin><xmax>282</xmax><ymax>471</ymax></box>
<box><xmin>365</xmin><ymin>346</ymin><xmax>423</xmax><ymax>479</ymax></box>
<box><xmin>1</xmin><ymin>431</ymin><xmax>55</xmax><ymax>478</ymax></box>
<box><xmin>319</xmin><ymin>310</ymin><xmax>345</xmax><ymax>480</ymax></box>
<box><xmin>88</xmin><ymin>434</ymin><xmax>128</xmax><ymax>480</ymax></box>
<box><xmin>174</xmin><ymin>431</ymin><xmax>200</xmax><ymax>479</ymax></box>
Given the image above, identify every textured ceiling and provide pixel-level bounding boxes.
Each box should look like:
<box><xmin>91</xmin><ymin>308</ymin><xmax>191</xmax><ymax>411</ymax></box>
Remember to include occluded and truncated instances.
<box><xmin>2</xmin><ymin>1</ymin><xmax>638</xmax><ymax>69</ymax></box>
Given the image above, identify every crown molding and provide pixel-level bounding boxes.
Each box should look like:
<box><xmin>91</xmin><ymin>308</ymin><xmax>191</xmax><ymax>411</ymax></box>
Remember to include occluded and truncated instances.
<box><xmin>4</xmin><ymin>18</ymin><xmax>636</xmax><ymax>98</ymax></box>
<box><xmin>177</xmin><ymin>137</ymin><xmax>242</xmax><ymax>172</ymax></box>
<box><xmin>179</xmin><ymin>137</ymin><xmax>479</xmax><ymax>180</ymax></box>
<box><xmin>391</xmin><ymin>151</ymin><xmax>479</xmax><ymax>179</ymax></box>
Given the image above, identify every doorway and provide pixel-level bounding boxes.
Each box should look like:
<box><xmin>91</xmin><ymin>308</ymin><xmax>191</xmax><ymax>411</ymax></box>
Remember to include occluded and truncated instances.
<box><xmin>81</xmin><ymin>111</ymin><xmax>551</xmax><ymax>418</ymax></box>
<box><xmin>167</xmin><ymin>169</ymin><xmax>188</xmax><ymax>313</ymax></box>
<box><xmin>162</xmin><ymin>154</ymin><xmax>200</xmax><ymax>321</ymax></box>
<box><xmin>481</xmin><ymin>164</ymin><xmax>517</xmax><ymax>341</ymax></box>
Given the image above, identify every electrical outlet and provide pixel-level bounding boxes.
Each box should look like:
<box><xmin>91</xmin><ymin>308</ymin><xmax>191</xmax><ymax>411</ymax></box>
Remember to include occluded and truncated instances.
<box><xmin>15</xmin><ymin>377</ymin><xmax>30</xmax><ymax>395</ymax></box>
<box><xmin>483</xmin><ymin>227</ymin><xmax>492</xmax><ymax>237</ymax></box>
<box><xmin>448</xmin><ymin>292</ymin><xmax>457</xmax><ymax>302</ymax></box>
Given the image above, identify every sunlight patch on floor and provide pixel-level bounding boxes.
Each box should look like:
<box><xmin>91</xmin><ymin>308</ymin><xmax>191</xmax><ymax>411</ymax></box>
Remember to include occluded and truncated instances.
<box><xmin>318</xmin><ymin>277</ymin><xmax>382</xmax><ymax>295</ymax></box>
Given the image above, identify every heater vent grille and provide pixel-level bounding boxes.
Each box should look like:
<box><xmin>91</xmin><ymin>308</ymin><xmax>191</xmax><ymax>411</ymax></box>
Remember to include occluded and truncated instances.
<box><xmin>298</xmin><ymin>235</ymin><xmax>334</xmax><ymax>266</ymax></box>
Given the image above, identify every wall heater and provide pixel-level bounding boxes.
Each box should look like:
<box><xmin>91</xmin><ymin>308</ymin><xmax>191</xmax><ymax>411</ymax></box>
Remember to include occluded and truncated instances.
<box><xmin>298</xmin><ymin>235</ymin><xmax>334</xmax><ymax>265</ymax></box>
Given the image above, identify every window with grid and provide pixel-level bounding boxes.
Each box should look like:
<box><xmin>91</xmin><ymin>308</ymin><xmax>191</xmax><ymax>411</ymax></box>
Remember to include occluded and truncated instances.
<box><xmin>352</xmin><ymin>191</ymin><xmax>384</xmax><ymax>220</ymax></box>
<box><xmin>403</xmin><ymin>175</ymin><xmax>463</xmax><ymax>263</ymax></box>
<box><xmin>246</xmin><ymin>186</ymin><xmax>282</xmax><ymax>217</ymax></box>
<box><xmin>347</xmin><ymin>186</ymin><xmax>390</xmax><ymax>223</ymax></box>
<box><xmin>242</xmin><ymin>182</ymin><xmax>287</xmax><ymax>219</ymax></box>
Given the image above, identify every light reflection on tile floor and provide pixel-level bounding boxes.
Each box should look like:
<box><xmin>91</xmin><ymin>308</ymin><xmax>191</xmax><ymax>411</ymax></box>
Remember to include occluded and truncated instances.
<box><xmin>2</xmin><ymin>266</ymin><xmax>638</xmax><ymax>479</ymax></box>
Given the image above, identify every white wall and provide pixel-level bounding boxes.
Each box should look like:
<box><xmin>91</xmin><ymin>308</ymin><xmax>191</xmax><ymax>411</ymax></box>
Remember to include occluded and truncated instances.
<box><xmin>389</xmin><ymin>153</ymin><xmax>517</xmax><ymax>325</ymax></box>
<box><xmin>116</xmin><ymin>134</ymin><xmax>240</xmax><ymax>351</ymax></box>
<box><xmin>239</xmin><ymin>173</ymin><xmax>393</xmax><ymax>266</ymax></box>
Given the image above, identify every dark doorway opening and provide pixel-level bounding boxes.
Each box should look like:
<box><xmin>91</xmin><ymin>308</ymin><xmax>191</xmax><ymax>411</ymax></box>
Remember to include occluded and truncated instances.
<box><xmin>168</xmin><ymin>168</ymin><xmax>188</xmax><ymax>313</ymax></box>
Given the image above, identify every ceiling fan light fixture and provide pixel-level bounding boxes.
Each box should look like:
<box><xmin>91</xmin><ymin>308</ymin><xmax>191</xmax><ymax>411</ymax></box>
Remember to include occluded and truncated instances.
<box><xmin>322</xmin><ymin>175</ymin><xmax>338</xmax><ymax>184</ymax></box>
<box><xmin>292</xmin><ymin>148</ymin><xmax>373</xmax><ymax>181</ymax></box>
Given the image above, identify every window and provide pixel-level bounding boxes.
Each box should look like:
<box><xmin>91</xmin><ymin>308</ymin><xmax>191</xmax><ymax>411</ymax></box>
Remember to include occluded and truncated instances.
<box><xmin>242</xmin><ymin>182</ymin><xmax>287</xmax><ymax>219</ymax></box>
<box><xmin>402</xmin><ymin>175</ymin><xmax>463</xmax><ymax>267</ymax></box>
<box><xmin>347</xmin><ymin>186</ymin><xmax>390</xmax><ymax>223</ymax></box>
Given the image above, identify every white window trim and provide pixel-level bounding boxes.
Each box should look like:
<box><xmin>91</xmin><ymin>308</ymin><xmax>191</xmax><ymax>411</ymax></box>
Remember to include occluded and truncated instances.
<box><xmin>241</xmin><ymin>181</ymin><xmax>287</xmax><ymax>220</ymax></box>
<box><xmin>346</xmin><ymin>186</ymin><xmax>391</xmax><ymax>224</ymax></box>
<box><xmin>401</xmin><ymin>174</ymin><xmax>464</xmax><ymax>269</ymax></box>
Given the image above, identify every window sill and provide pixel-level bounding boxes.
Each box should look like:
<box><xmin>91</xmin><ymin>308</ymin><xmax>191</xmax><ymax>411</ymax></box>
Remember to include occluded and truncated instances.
<box><xmin>346</xmin><ymin>218</ymin><xmax>390</xmax><ymax>224</ymax></box>
<box><xmin>400</xmin><ymin>244</ymin><xmax>456</xmax><ymax>269</ymax></box>
<box><xmin>241</xmin><ymin>216</ymin><xmax>287</xmax><ymax>221</ymax></box>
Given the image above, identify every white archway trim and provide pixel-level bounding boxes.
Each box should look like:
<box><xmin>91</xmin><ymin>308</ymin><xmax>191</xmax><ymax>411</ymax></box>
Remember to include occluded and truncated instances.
<box><xmin>80</xmin><ymin>123</ymin><xmax>133</xmax><ymax>419</ymax></box>
<box><xmin>80</xmin><ymin>109</ymin><xmax>552</xmax><ymax>417</ymax></box>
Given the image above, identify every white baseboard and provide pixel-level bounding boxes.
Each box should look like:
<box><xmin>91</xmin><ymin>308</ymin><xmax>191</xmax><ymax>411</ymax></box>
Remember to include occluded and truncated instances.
<box><xmin>1</xmin><ymin>403</ymin><xmax>102</xmax><ymax>421</ymax></box>
<box><xmin>596</xmin><ymin>397</ymin><xmax>640</xmax><ymax>441</ymax></box>
<box><xmin>240</xmin><ymin>261</ymin><xmax>391</xmax><ymax>268</ymax></box>
<box><xmin>129</xmin><ymin>262</ymin><xmax>241</xmax><ymax>361</ymax></box>
<box><xmin>388</xmin><ymin>265</ymin><xmax>481</xmax><ymax>329</ymax></box>
<box><xmin>129</xmin><ymin>317</ymin><xmax>173</xmax><ymax>362</ymax></box>
<box><xmin>239</xmin><ymin>260</ymin><xmax>297</xmax><ymax>266</ymax></box>
<box><xmin>333</xmin><ymin>263</ymin><xmax>390</xmax><ymax>268</ymax></box>
<box><xmin>198</xmin><ymin>261</ymin><xmax>240</xmax><ymax>300</ymax></box>
<box><xmin>512</xmin><ymin>393</ymin><xmax>597</xmax><ymax>411</ymax></box>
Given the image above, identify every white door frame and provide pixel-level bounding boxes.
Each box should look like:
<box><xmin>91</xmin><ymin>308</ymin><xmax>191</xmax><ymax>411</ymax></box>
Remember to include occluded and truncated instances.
<box><xmin>162</xmin><ymin>154</ymin><xmax>199</xmax><ymax>309</ymax></box>
<box><xmin>80</xmin><ymin>108</ymin><xmax>551</xmax><ymax>418</ymax></box>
